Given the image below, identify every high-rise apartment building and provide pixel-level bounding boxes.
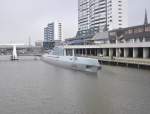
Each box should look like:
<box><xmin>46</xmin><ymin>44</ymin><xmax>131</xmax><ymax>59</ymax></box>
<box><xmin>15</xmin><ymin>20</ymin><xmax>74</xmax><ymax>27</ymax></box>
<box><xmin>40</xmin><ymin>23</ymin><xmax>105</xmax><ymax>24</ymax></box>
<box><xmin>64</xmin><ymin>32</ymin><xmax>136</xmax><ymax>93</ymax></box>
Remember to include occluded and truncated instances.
<box><xmin>78</xmin><ymin>0</ymin><xmax>128</xmax><ymax>32</ymax></box>
<box><xmin>107</xmin><ymin>0</ymin><xmax>128</xmax><ymax>30</ymax></box>
<box><xmin>89</xmin><ymin>0</ymin><xmax>107</xmax><ymax>31</ymax></box>
<box><xmin>78</xmin><ymin>0</ymin><xmax>89</xmax><ymax>31</ymax></box>
<box><xmin>44</xmin><ymin>21</ymin><xmax>62</xmax><ymax>42</ymax></box>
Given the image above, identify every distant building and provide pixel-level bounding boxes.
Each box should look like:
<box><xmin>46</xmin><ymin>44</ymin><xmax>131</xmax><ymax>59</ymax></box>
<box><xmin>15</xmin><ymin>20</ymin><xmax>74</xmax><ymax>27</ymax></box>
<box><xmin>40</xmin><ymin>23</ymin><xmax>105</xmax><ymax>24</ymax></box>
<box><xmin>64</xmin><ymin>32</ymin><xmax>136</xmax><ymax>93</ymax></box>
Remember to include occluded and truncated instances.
<box><xmin>35</xmin><ymin>40</ymin><xmax>43</xmax><ymax>47</ymax></box>
<box><xmin>77</xmin><ymin>0</ymin><xmax>128</xmax><ymax>38</ymax></box>
<box><xmin>44</xmin><ymin>21</ymin><xmax>62</xmax><ymax>49</ymax></box>
<box><xmin>44</xmin><ymin>21</ymin><xmax>62</xmax><ymax>42</ymax></box>
<box><xmin>43</xmin><ymin>41</ymin><xmax>55</xmax><ymax>50</ymax></box>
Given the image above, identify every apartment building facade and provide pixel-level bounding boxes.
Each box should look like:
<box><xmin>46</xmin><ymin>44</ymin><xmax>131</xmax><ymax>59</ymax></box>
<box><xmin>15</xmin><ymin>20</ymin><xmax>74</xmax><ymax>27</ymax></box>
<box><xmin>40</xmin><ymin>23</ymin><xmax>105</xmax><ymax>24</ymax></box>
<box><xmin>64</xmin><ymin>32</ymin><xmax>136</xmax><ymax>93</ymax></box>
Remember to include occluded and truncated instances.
<box><xmin>78</xmin><ymin>0</ymin><xmax>128</xmax><ymax>33</ymax></box>
<box><xmin>44</xmin><ymin>21</ymin><xmax>62</xmax><ymax>42</ymax></box>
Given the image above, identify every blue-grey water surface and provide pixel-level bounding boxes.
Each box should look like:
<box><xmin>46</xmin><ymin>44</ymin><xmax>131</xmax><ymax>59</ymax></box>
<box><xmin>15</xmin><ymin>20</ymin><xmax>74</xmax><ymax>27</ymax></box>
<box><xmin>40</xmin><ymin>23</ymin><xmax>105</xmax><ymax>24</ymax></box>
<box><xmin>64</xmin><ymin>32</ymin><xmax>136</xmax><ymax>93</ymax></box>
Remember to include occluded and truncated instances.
<box><xmin>0</xmin><ymin>56</ymin><xmax>150</xmax><ymax>114</ymax></box>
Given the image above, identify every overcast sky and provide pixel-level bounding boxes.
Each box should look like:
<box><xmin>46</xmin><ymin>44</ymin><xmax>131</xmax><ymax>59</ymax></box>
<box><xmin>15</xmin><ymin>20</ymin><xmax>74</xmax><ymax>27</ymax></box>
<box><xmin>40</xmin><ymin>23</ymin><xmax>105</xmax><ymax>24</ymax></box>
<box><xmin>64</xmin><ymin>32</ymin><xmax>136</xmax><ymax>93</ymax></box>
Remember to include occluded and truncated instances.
<box><xmin>0</xmin><ymin>0</ymin><xmax>149</xmax><ymax>44</ymax></box>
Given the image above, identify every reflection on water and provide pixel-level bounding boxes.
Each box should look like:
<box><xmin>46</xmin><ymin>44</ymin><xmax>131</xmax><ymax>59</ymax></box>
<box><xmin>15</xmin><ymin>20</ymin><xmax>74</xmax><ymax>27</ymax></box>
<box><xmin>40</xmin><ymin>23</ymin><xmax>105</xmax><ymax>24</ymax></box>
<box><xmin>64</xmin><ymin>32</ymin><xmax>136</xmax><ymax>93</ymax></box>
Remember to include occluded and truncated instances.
<box><xmin>0</xmin><ymin>55</ymin><xmax>40</xmax><ymax>61</ymax></box>
<box><xmin>0</xmin><ymin>56</ymin><xmax>150</xmax><ymax>114</ymax></box>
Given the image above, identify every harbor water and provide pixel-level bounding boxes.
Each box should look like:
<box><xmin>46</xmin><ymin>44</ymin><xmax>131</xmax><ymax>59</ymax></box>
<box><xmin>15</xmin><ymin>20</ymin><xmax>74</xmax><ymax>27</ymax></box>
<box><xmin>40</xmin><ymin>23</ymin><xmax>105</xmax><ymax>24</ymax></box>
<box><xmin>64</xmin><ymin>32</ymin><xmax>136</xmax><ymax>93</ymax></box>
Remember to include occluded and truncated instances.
<box><xmin>0</xmin><ymin>56</ymin><xmax>150</xmax><ymax>114</ymax></box>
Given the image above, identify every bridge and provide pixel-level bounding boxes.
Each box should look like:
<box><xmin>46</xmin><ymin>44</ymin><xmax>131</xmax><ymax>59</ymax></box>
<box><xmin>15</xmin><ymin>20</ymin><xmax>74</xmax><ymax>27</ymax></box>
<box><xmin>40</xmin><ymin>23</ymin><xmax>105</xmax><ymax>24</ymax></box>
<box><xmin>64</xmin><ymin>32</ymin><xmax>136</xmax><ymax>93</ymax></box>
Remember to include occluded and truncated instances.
<box><xmin>0</xmin><ymin>44</ymin><xmax>35</xmax><ymax>49</ymax></box>
<box><xmin>0</xmin><ymin>44</ymin><xmax>43</xmax><ymax>60</ymax></box>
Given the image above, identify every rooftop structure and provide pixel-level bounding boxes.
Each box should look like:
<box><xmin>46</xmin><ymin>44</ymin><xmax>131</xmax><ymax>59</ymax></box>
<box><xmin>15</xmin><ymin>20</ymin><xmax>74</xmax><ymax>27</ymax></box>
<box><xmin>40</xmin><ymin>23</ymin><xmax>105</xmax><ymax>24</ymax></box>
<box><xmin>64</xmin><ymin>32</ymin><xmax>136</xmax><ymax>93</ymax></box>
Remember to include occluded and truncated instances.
<box><xmin>144</xmin><ymin>9</ymin><xmax>148</xmax><ymax>25</ymax></box>
<box><xmin>66</xmin><ymin>10</ymin><xmax>149</xmax><ymax>45</ymax></box>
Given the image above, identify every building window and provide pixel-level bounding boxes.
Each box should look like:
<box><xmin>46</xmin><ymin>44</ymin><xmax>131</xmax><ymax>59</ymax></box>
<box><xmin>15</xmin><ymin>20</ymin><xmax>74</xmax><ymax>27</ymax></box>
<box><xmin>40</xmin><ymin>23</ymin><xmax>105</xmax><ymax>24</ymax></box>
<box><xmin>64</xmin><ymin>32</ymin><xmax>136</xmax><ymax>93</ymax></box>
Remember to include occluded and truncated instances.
<box><xmin>134</xmin><ymin>27</ymin><xmax>144</xmax><ymax>33</ymax></box>
<box><xmin>145</xmin><ymin>26</ymin><xmax>150</xmax><ymax>32</ymax></box>
<box><xmin>109</xmin><ymin>32</ymin><xmax>116</xmax><ymax>36</ymax></box>
<box><xmin>128</xmin><ymin>29</ymin><xmax>133</xmax><ymax>34</ymax></box>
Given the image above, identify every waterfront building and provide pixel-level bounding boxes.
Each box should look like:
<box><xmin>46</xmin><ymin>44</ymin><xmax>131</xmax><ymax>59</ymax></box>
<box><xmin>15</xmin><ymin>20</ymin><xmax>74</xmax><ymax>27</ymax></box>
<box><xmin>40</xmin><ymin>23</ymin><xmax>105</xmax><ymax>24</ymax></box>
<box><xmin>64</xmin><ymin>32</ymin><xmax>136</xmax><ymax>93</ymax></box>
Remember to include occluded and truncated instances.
<box><xmin>77</xmin><ymin>0</ymin><xmax>128</xmax><ymax>38</ymax></box>
<box><xmin>64</xmin><ymin>11</ymin><xmax>150</xmax><ymax>67</ymax></box>
<box><xmin>65</xmin><ymin>11</ymin><xmax>149</xmax><ymax>44</ymax></box>
<box><xmin>65</xmin><ymin>23</ymin><xmax>150</xmax><ymax>45</ymax></box>
<box><xmin>64</xmin><ymin>23</ymin><xmax>150</xmax><ymax>67</ymax></box>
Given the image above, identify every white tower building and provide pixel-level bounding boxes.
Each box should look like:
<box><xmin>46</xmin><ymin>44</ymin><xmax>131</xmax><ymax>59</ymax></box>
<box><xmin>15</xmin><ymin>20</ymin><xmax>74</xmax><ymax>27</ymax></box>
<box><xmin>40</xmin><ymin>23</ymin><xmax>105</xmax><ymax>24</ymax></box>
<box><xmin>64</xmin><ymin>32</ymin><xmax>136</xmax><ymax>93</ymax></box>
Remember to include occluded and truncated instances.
<box><xmin>44</xmin><ymin>21</ymin><xmax>62</xmax><ymax>42</ymax></box>
<box><xmin>107</xmin><ymin>0</ymin><xmax>128</xmax><ymax>30</ymax></box>
<box><xmin>78</xmin><ymin>0</ymin><xmax>90</xmax><ymax>31</ymax></box>
<box><xmin>89</xmin><ymin>0</ymin><xmax>107</xmax><ymax>31</ymax></box>
<box><xmin>78</xmin><ymin>0</ymin><xmax>128</xmax><ymax>32</ymax></box>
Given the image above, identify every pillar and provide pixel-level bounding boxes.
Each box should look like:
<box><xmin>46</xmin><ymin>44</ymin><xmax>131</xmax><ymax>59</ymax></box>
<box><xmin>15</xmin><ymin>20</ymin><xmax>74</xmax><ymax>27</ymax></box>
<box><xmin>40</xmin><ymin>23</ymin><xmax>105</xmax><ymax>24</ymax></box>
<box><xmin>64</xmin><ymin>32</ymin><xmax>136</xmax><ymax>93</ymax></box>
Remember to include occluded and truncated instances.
<box><xmin>116</xmin><ymin>48</ymin><xmax>120</xmax><ymax>57</ymax></box>
<box><xmin>72</xmin><ymin>49</ymin><xmax>75</xmax><ymax>56</ymax></box>
<box><xmin>103</xmin><ymin>49</ymin><xmax>107</xmax><ymax>56</ymax></box>
<box><xmin>143</xmin><ymin>48</ymin><xmax>149</xmax><ymax>59</ymax></box>
<box><xmin>64</xmin><ymin>49</ymin><xmax>66</xmax><ymax>56</ymax></box>
<box><xmin>109</xmin><ymin>48</ymin><xmax>113</xmax><ymax>57</ymax></box>
<box><xmin>89</xmin><ymin>49</ymin><xmax>91</xmax><ymax>56</ymax></box>
<box><xmin>85</xmin><ymin>49</ymin><xmax>87</xmax><ymax>56</ymax></box>
<box><xmin>136</xmin><ymin>38</ymin><xmax>140</xmax><ymax>42</ymax></box>
<box><xmin>133</xmin><ymin>48</ymin><xmax>138</xmax><ymax>58</ymax></box>
<box><xmin>143</xmin><ymin>37</ymin><xmax>146</xmax><ymax>42</ymax></box>
<box><xmin>124</xmin><ymin>48</ymin><xmax>129</xmax><ymax>58</ymax></box>
<box><xmin>82</xmin><ymin>49</ymin><xmax>84</xmax><ymax>56</ymax></box>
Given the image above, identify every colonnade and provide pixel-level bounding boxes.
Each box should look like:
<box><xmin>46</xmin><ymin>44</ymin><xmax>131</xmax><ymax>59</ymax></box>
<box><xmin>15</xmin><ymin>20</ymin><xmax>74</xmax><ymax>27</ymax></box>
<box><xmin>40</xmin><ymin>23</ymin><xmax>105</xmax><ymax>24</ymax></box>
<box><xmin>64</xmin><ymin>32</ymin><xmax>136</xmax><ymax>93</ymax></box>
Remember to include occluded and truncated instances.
<box><xmin>64</xmin><ymin>47</ymin><xmax>150</xmax><ymax>59</ymax></box>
